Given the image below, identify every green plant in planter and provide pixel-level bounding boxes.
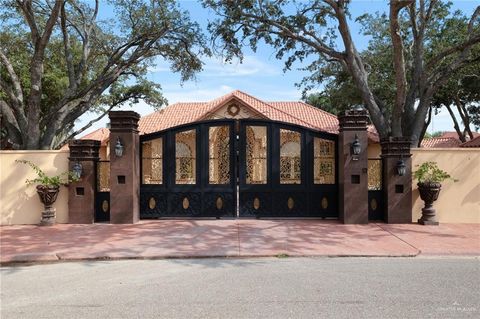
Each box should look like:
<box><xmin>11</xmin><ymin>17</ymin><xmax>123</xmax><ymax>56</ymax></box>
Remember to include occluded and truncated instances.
<box><xmin>413</xmin><ymin>161</ymin><xmax>455</xmax><ymax>226</ymax></box>
<box><xmin>16</xmin><ymin>160</ymin><xmax>79</xmax><ymax>225</ymax></box>
<box><xmin>413</xmin><ymin>161</ymin><xmax>453</xmax><ymax>184</ymax></box>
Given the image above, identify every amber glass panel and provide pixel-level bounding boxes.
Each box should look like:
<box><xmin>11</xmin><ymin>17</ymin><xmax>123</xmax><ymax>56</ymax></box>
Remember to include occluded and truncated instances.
<box><xmin>313</xmin><ymin>137</ymin><xmax>335</xmax><ymax>184</ymax></box>
<box><xmin>368</xmin><ymin>159</ymin><xmax>382</xmax><ymax>190</ymax></box>
<box><xmin>209</xmin><ymin>126</ymin><xmax>230</xmax><ymax>184</ymax></box>
<box><xmin>246</xmin><ymin>126</ymin><xmax>267</xmax><ymax>184</ymax></box>
<box><xmin>176</xmin><ymin>129</ymin><xmax>196</xmax><ymax>184</ymax></box>
<box><xmin>97</xmin><ymin>161</ymin><xmax>110</xmax><ymax>192</ymax></box>
<box><xmin>280</xmin><ymin>129</ymin><xmax>301</xmax><ymax>184</ymax></box>
<box><xmin>142</xmin><ymin>138</ymin><xmax>163</xmax><ymax>184</ymax></box>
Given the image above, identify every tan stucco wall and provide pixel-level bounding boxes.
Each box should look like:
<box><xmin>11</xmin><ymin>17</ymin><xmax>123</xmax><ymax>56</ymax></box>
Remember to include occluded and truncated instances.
<box><xmin>367</xmin><ymin>143</ymin><xmax>381</xmax><ymax>158</ymax></box>
<box><xmin>411</xmin><ymin>148</ymin><xmax>480</xmax><ymax>223</ymax></box>
<box><xmin>0</xmin><ymin>151</ymin><xmax>70</xmax><ymax>225</ymax></box>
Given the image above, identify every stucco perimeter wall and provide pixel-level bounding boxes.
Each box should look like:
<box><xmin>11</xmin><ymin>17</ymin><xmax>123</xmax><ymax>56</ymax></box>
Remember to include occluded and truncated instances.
<box><xmin>0</xmin><ymin>150</ymin><xmax>70</xmax><ymax>225</ymax></box>
<box><xmin>411</xmin><ymin>148</ymin><xmax>480</xmax><ymax>223</ymax></box>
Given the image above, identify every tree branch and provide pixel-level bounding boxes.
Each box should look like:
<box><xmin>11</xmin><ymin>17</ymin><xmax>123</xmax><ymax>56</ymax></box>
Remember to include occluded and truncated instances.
<box><xmin>389</xmin><ymin>0</ymin><xmax>413</xmax><ymax>136</ymax></box>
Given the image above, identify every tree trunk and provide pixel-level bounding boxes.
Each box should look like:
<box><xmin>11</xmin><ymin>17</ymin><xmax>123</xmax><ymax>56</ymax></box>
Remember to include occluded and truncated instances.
<box><xmin>445</xmin><ymin>104</ymin><xmax>466</xmax><ymax>143</ymax></box>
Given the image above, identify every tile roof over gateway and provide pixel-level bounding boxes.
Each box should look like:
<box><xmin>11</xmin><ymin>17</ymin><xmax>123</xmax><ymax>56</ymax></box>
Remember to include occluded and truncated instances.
<box><xmin>138</xmin><ymin>90</ymin><xmax>340</xmax><ymax>135</ymax></box>
<box><xmin>79</xmin><ymin>90</ymin><xmax>381</xmax><ymax>142</ymax></box>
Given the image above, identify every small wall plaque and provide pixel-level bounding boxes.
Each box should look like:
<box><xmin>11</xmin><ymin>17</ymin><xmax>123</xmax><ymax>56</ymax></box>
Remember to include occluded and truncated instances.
<box><xmin>216</xmin><ymin>197</ymin><xmax>223</xmax><ymax>210</ymax></box>
<box><xmin>287</xmin><ymin>197</ymin><xmax>294</xmax><ymax>210</ymax></box>
<box><xmin>182</xmin><ymin>197</ymin><xmax>190</xmax><ymax>210</ymax></box>
<box><xmin>253</xmin><ymin>197</ymin><xmax>260</xmax><ymax>210</ymax></box>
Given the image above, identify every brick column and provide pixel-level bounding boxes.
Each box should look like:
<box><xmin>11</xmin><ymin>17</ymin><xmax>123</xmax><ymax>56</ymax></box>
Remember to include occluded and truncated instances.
<box><xmin>338</xmin><ymin>107</ymin><xmax>369</xmax><ymax>224</ymax></box>
<box><xmin>68</xmin><ymin>140</ymin><xmax>100</xmax><ymax>224</ymax></box>
<box><xmin>108</xmin><ymin>111</ymin><xmax>141</xmax><ymax>224</ymax></box>
<box><xmin>381</xmin><ymin>137</ymin><xmax>412</xmax><ymax>223</ymax></box>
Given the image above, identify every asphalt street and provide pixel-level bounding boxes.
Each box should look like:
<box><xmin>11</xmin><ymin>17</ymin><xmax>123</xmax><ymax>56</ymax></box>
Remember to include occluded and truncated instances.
<box><xmin>1</xmin><ymin>257</ymin><xmax>479</xmax><ymax>319</ymax></box>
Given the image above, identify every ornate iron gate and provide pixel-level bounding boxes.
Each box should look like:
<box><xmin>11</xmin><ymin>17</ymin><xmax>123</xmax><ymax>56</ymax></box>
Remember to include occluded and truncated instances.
<box><xmin>368</xmin><ymin>158</ymin><xmax>383</xmax><ymax>220</ymax></box>
<box><xmin>95</xmin><ymin>160</ymin><xmax>110</xmax><ymax>222</ymax></box>
<box><xmin>238</xmin><ymin>120</ymin><xmax>338</xmax><ymax>218</ymax></box>
<box><xmin>140</xmin><ymin>120</ymin><xmax>236</xmax><ymax>218</ymax></box>
<box><xmin>139</xmin><ymin>119</ymin><xmax>338</xmax><ymax>218</ymax></box>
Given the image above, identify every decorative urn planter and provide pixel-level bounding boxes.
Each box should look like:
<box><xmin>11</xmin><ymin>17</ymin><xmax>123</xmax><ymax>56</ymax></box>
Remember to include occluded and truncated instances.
<box><xmin>36</xmin><ymin>185</ymin><xmax>60</xmax><ymax>226</ymax></box>
<box><xmin>417</xmin><ymin>182</ymin><xmax>441</xmax><ymax>225</ymax></box>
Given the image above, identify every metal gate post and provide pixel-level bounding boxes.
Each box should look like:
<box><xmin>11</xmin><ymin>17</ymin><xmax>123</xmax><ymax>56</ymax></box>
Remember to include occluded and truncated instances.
<box><xmin>108</xmin><ymin>111</ymin><xmax>141</xmax><ymax>224</ymax></box>
<box><xmin>338</xmin><ymin>107</ymin><xmax>369</xmax><ymax>224</ymax></box>
<box><xmin>68</xmin><ymin>139</ymin><xmax>100</xmax><ymax>224</ymax></box>
<box><xmin>380</xmin><ymin>137</ymin><xmax>412</xmax><ymax>223</ymax></box>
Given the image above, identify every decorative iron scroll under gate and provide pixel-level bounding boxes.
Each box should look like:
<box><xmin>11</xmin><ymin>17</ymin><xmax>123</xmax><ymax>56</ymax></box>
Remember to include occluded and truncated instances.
<box><xmin>95</xmin><ymin>160</ymin><xmax>110</xmax><ymax>222</ymax></box>
<box><xmin>368</xmin><ymin>158</ymin><xmax>383</xmax><ymax>220</ymax></box>
<box><xmin>139</xmin><ymin>119</ymin><xmax>338</xmax><ymax>218</ymax></box>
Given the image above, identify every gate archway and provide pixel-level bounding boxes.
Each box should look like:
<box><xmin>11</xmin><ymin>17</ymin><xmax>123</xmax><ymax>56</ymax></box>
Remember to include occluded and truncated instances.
<box><xmin>139</xmin><ymin>119</ymin><xmax>338</xmax><ymax>218</ymax></box>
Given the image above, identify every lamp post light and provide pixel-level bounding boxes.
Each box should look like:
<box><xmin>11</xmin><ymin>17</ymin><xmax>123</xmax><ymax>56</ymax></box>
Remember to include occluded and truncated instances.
<box><xmin>72</xmin><ymin>160</ymin><xmax>83</xmax><ymax>180</ymax></box>
<box><xmin>115</xmin><ymin>137</ymin><xmax>124</xmax><ymax>157</ymax></box>
<box><xmin>396</xmin><ymin>158</ymin><xmax>407</xmax><ymax>176</ymax></box>
<box><xmin>351</xmin><ymin>134</ymin><xmax>361</xmax><ymax>157</ymax></box>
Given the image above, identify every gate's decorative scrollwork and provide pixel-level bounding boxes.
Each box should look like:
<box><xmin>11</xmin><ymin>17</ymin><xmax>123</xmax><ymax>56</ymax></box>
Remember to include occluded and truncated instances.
<box><xmin>246</xmin><ymin>126</ymin><xmax>267</xmax><ymax>184</ymax></box>
<box><xmin>142</xmin><ymin>137</ymin><xmax>163</xmax><ymax>184</ymax></box>
<box><xmin>97</xmin><ymin>161</ymin><xmax>110</xmax><ymax>192</ymax></box>
<box><xmin>368</xmin><ymin>159</ymin><xmax>382</xmax><ymax>190</ymax></box>
<box><xmin>176</xmin><ymin>130</ymin><xmax>196</xmax><ymax>184</ymax></box>
<box><xmin>280</xmin><ymin>129</ymin><xmax>301</xmax><ymax>184</ymax></box>
<box><xmin>314</xmin><ymin>137</ymin><xmax>335</xmax><ymax>184</ymax></box>
<box><xmin>209</xmin><ymin>126</ymin><xmax>230</xmax><ymax>184</ymax></box>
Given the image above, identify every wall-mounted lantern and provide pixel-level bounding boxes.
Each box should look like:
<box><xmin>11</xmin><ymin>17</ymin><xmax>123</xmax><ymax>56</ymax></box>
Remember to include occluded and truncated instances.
<box><xmin>351</xmin><ymin>134</ymin><xmax>361</xmax><ymax>157</ymax></box>
<box><xmin>396</xmin><ymin>157</ymin><xmax>406</xmax><ymax>176</ymax></box>
<box><xmin>115</xmin><ymin>137</ymin><xmax>124</xmax><ymax>157</ymax></box>
<box><xmin>72</xmin><ymin>160</ymin><xmax>83</xmax><ymax>179</ymax></box>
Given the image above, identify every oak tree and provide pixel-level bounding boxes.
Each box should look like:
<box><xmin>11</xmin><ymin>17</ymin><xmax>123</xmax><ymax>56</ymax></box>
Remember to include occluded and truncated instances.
<box><xmin>0</xmin><ymin>0</ymin><xmax>210</xmax><ymax>149</ymax></box>
<box><xmin>205</xmin><ymin>0</ymin><xmax>480</xmax><ymax>146</ymax></box>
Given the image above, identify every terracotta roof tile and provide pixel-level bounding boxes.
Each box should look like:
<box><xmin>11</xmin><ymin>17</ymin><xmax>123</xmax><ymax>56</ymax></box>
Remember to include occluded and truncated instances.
<box><xmin>421</xmin><ymin>137</ymin><xmax>461</xmax><ymax>148</ymax></box>
<box><xmin>439</xmin><ymin>131</ymin><xmax>480</xmax><ymax>139</ymax></box>
<box><xmin>138</xmin><ymin>90</ymin><xmax>341</xmax><ymax>135</ymax></box>
<box><xmin>79</xmin><ymin>90</ymin><xmax>382</xmax><ymax>143</ymax></box>
<box><xmin>460</xmin><ymin>135</ymin><xmax>480</xmax><ymax>148</ymax></box>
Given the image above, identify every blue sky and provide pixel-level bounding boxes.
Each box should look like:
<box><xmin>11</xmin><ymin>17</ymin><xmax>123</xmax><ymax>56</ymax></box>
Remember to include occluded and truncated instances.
<box><xmin>75</xmin><ymin>0</ymin><xmax>479</xmax><ymax>136</ymax></box>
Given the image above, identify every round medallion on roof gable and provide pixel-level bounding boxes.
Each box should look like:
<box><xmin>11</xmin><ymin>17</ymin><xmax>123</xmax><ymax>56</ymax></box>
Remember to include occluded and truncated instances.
<box><xmin>227</xmin><ymin>103</ymin><xmax>240</xmax><ymax>117</ymax></box>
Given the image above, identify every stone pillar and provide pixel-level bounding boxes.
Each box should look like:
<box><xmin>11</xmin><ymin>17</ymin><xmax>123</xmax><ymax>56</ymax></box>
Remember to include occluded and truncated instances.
<box><xmin>68</xmin><ymin>140</ymin><xmax>100</xmax><ymax>224</ymax></box>
<box><xmin>381</xmin><ymin>137</ymin><xmax>412</xmax><ymax>223</ymax></box>
<box><xmin>338</xmin><ymin>108</ymin><xmax>369</xmax><ymax>224</ymax></box>
<box><xmin>108</xmin><ymin>111</ymin><xmax>141</xmax><ymax>224</ymax></box>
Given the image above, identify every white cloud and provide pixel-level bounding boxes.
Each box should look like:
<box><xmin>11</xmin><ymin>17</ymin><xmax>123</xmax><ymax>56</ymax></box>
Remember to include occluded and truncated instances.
<box><xmin>163</xmin><ymin>85</ymin><xmax>234</xmax><ymax>103</ymax></box>
<box><xmin>201</xmin><ymin>55</ymin><xmax>280</xmax><ymax>77</ymax></box>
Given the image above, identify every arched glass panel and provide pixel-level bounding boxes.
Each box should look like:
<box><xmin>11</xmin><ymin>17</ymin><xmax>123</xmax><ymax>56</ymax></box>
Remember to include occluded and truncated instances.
<box><xmin>280</xmin><ymin>129</ymin><xmax>301</xmax><ymax>184</ymax></box>
<box><xmin>209</xmin><ymin>126</ymin><xmax>230</xmax><ymax>184</ymax></box>
<box><xmin>142</xmin><ymin>137</ymin><xmax>162</xmax><ymax>184</ymax></box>
<box><xmin>176</xmin><ymin>129</ymin><xmax>196</xmax><ymax>184</ymax></box>
<box><xmin>314</xmin><ymin>137</ymin><xmax>335</xmax><ymax>184</ymax></box>
<box><xmin>246</xmin><ymin>126</ymin><xmax>267</xmax><ymax>184</ymax></box>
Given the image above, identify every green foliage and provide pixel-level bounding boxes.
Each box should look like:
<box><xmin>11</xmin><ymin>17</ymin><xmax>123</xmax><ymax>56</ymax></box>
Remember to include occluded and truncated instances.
<box><xmin>1</xmin><ymin>0</ymin><xmax>211</xmax><ymax>149</ymax></box>
<box><xmin>15</xmin><ymin>160</ymin><xmax>78</xmax><ymax>187</ymax></box>
<box><xmin>413</xmin><ymin>161</ymin><xmax>455</xmax><ymax>184</ymax></box>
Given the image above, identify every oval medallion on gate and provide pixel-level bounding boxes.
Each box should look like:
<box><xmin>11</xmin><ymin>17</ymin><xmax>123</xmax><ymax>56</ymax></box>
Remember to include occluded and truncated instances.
<box><xmin>149</xmin><ymin>197</ymin><xmax>156</xmax><ymax>210</ymax></box>
<box><xmin>370</xmin><ymin>198</ymin><xmax>378</xmax><ymax>211</ymax></box>
<box><xmin>321</xmin><ymin>197</ymin><xmax>328</xmax><ymax>210</ymax></box>
<box><xmin>253</xmin><ymin>197</ymin><xmax>260</xmax><ymax>210</ymax></box>
<box><xmin>182</xmin><ymin>197</ymin><xmax>190</xmax><ymax>210</ymax></box>
<box><xmin>102</xmin><ymin>200</ymin><xmax>109</xmax><ymax>213</ymax></box>
<box><xmin>287</xmin><ymin>197</ymin><xmax>294</xmax><ymax>210</ymax></box>
<box><xmin>216</xmin><ymin>197</ymin><xmax>223</xmax><ymax>210</ymax></box>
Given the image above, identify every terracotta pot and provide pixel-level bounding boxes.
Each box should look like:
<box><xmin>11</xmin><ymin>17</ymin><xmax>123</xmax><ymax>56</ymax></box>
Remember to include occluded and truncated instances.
<box><xmin>36</xmin><ymin>185</ymin><xmax>60</xmax><ymax>226</ymax></box>
<box><xmin>417</xmin><ymin>182</ymin><xmax>441</xmax><ymax>225</ymax></box>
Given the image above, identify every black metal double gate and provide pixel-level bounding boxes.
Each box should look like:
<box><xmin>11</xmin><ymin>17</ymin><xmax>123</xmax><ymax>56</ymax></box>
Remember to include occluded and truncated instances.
<box><xmin>139</xmin><ymin>119</ymin><xmax>338</xmax><ymax>219</ymax></box>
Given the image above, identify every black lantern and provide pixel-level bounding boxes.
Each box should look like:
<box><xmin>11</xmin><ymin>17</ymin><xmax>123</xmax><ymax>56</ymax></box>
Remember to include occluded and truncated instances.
<box><xmin>351</xmin><ymin>134</ymin><xmax>361</xmax><ymax>156</ymax></box>
<box><xmin>72</xmin><ymin>161</ymin><xmax>82</xmax><ymax>179</ymax></box>
<box><xmin>396</xmin><ymin>158</ymin><xmax>406</xmax><ymax>176</ymax></box>
<box><xmin>115</xmin><ymin>137</ymin><xmax>124</xmax><ymax>157</ymax></box>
